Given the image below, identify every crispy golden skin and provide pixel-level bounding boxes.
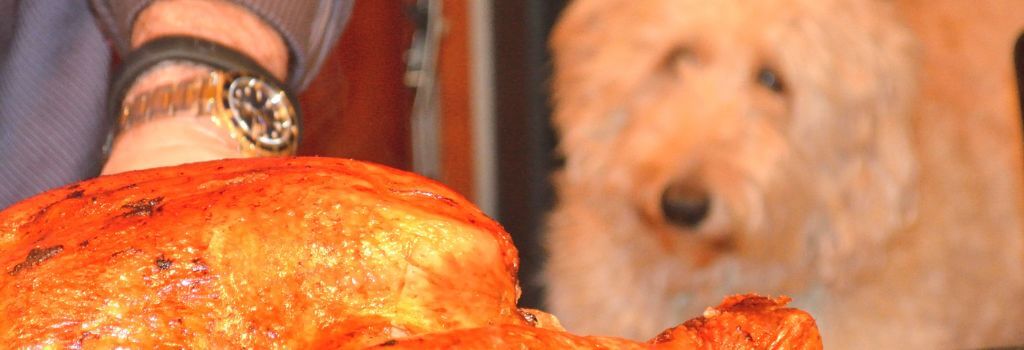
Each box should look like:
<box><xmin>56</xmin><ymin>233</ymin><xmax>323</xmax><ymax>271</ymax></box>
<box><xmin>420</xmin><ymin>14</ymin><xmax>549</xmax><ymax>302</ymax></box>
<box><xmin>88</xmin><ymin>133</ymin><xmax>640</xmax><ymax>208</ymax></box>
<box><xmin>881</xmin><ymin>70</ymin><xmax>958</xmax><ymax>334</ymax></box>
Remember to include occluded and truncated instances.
<box><xmin>647</xmin><ymin>295</ymin><xmax>822</xmax><ymax>350</ymax></box>
<box><xmin>375</xmin><ymin>295</ymin><xmax>821</xmax><ymax>350</ymax></box>
<box><xmin>0</xmin><ymin>157</ymin><xmax>820</xmax><ymax>349</ymax></box>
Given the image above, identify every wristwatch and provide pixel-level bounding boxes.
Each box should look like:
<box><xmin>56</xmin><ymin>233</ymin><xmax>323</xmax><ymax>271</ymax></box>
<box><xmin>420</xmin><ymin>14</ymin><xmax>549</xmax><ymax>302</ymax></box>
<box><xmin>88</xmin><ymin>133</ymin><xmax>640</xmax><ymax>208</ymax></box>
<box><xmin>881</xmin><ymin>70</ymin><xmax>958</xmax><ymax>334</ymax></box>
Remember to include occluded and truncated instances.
<box><xmin>106</xmin><ymin>36</ymin><xmax>300</xmax><ymax>158</ymax></box>
<box><xmin>118</xmin><ymin>70</ymin><xmax>299</xmax><ymax>156</ymax></box>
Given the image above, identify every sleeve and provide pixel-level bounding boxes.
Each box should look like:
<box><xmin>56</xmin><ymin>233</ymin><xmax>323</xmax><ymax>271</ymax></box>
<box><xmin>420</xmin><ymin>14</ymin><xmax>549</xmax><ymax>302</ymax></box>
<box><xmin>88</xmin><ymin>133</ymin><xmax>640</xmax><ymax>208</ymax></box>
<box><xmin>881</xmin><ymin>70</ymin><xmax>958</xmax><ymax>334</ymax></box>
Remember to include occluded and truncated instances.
<box><xmin>89</xmin><ymin>0</ymin><xmax>354</xmax><ymax>91</ymax></box>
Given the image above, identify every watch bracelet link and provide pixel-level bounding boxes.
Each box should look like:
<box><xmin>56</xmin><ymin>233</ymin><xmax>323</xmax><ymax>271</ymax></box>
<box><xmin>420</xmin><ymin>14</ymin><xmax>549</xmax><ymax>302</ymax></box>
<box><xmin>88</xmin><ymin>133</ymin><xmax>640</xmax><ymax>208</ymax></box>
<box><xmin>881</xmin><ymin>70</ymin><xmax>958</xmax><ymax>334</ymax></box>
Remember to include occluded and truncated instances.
<box><xmin>118</xmin><ymin>72</ymin><xmax>220</xmax><ymax>133</ymax></box>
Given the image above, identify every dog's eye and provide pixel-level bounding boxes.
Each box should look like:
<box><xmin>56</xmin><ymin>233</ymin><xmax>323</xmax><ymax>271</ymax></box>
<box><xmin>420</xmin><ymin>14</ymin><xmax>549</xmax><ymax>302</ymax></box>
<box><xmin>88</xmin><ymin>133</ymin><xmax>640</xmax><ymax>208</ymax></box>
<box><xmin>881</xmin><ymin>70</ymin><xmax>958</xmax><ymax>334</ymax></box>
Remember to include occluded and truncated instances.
<box><xmin>663</xmin><ymin>46</ymin><xmax>696</xmax><ymax>73</ymax></box>
<box><xmin>756</xmin><ymin>66</ymin><xmax>785</xmax><ymax>94</ymax></box>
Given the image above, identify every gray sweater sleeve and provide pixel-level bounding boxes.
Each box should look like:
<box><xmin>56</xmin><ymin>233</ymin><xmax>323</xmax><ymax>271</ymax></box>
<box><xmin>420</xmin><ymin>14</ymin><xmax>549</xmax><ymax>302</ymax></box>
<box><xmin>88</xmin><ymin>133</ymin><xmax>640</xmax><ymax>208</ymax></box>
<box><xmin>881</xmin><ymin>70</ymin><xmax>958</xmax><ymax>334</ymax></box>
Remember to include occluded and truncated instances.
<box><xmin>89</xmin><ymin>0</ymin><xmax>353</xmax><ymax>90</ymax></box>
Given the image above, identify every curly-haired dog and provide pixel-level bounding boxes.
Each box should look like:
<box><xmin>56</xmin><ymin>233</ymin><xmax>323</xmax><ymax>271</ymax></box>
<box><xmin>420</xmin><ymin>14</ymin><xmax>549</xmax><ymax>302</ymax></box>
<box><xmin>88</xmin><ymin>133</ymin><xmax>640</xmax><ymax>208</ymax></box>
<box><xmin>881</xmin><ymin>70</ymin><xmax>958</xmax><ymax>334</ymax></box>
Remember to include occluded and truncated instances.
<box><xmin>544</xmin><ymin>0</ymin><xmax>1024</xmax><ymax>348</ymax></box>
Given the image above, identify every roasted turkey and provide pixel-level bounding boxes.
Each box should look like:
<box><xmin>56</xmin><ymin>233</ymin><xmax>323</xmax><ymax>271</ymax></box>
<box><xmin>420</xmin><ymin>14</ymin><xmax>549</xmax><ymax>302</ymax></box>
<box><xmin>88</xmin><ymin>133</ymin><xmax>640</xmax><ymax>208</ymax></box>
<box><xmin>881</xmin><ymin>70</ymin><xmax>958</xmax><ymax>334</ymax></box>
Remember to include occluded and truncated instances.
<box><xmin>0</xmin><ymin>157</ymin><xmax>821</xmax><ymax>349</ymax></box>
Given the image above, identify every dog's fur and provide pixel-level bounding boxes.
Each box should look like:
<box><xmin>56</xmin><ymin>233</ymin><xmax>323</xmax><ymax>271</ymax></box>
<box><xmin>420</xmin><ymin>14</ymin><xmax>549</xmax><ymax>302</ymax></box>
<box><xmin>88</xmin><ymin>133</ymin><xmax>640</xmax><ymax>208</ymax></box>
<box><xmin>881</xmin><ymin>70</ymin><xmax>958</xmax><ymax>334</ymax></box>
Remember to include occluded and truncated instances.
<box><xmin>544</xmin><ymin>0</ymin><xmax>1024</xmax><ymax>348</ymax></box>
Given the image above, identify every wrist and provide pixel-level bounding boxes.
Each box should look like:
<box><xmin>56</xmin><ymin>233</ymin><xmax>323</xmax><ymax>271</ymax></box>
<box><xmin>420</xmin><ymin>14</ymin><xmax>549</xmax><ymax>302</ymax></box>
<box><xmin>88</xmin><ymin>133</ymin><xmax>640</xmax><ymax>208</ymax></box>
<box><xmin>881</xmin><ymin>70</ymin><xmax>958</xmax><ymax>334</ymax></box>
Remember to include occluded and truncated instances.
<box><xmin>104</xmin><ymin>62</ymin><xmax>243</xmax><ymax>175</ymax></box>
<box><xmin>102</xmin><ymin>116</ymin><xmax>242</xmax><ymax>175</ymax></box>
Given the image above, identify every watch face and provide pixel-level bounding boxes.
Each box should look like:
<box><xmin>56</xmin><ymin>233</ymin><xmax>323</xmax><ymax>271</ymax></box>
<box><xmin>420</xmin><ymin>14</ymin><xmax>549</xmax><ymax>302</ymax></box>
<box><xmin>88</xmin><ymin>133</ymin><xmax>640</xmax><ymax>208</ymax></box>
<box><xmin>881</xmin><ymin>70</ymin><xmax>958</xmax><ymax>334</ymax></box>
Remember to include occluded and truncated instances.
<box><xmin>226</xmin><ymin>75</ymin><xmax>298</xmax><ymax>153</ymax></box>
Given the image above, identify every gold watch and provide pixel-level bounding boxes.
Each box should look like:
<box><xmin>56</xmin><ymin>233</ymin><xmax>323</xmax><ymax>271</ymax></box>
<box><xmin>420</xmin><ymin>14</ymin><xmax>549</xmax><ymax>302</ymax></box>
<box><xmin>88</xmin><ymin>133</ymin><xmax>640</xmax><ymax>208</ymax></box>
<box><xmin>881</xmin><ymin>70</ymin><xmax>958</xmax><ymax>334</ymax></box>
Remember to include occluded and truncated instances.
<box><xmin>117</xmin><ymin>70</ymin><xmax>299</xmax><ymax>156</ymax></box>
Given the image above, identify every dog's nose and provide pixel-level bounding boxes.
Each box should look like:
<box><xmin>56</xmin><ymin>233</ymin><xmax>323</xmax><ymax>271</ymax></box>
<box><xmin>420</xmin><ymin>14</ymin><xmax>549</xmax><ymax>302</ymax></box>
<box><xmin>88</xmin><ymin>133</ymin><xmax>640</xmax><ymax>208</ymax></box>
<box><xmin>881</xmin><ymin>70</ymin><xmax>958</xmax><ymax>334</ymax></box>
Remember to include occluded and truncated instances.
<box><xmin>660</xmin><ymin>182</ymin><xmax>711</xmax><ymax>229</ymax></box>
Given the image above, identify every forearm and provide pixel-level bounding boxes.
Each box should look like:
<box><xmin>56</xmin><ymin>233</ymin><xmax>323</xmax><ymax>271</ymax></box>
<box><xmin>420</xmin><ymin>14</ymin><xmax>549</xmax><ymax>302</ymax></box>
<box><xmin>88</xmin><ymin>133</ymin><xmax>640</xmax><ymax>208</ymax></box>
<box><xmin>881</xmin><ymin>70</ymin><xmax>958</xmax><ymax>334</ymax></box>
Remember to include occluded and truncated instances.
<box><xmin>130</xmin><ymin>0</ymin><xmax>288</xmax><ymax>80</ymax></box>
<box><xmin>102</xmin><ymin>0</ymin><xmax>288</xmax><ymax>175</ymax></box>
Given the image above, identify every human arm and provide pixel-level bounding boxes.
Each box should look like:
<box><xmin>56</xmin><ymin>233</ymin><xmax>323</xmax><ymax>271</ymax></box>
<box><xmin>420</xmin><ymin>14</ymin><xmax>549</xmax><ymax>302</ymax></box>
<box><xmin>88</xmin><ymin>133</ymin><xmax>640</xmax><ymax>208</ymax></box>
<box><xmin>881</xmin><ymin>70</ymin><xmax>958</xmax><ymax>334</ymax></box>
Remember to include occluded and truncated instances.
<box><xmin>90</xmin><ymin>0</ymin><xmax>352</xmax><ymax>174</ymax></box>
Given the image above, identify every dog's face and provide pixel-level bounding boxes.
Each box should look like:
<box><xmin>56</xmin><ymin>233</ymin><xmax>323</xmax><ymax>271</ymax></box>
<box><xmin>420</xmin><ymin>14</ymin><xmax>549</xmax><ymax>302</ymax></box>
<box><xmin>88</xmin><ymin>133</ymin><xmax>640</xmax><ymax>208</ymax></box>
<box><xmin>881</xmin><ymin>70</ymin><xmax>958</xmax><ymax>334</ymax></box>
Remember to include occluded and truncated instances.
<box><xmin>545</xmin><ymin>0</ymin><xmax>917</xmax><ymax>339</ymax></box>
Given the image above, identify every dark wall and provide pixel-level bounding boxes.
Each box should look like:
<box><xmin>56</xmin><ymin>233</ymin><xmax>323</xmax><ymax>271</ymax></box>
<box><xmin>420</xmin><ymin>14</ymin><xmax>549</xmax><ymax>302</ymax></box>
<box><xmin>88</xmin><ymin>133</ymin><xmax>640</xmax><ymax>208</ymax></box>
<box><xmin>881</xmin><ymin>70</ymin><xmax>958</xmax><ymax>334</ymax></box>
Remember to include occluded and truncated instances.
<box><xmin>299</xmin><ymin>1</ymin><xmax>414</xmax><ymax>169</ymax></box>
<box><xmin>493</xmin><ymin>0</ymin><xmax>569</xmax><ymax>309</ymax></box>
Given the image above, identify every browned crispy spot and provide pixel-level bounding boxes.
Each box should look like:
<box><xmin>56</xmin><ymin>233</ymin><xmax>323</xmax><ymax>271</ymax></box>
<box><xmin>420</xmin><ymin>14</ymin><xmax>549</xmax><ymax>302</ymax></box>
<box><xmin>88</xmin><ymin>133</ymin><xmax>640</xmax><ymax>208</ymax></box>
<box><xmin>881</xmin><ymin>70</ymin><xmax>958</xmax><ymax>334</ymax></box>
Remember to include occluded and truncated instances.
<box><xmin>121</xmin><ymin>197</ymin><xmax>164</xmax><ymax>217</ymax></box>
<box><xmin>518</xmin><ymin>309</ymin><xmax>539</xmax><ymax>327</ymax></box>
<box><xmin>650</xmin><ymin>326</ymin><xmax>679</xmax><ymax>344</ymax></box>
<box><xmin>110</xmin><ymin>247</ymin><xmax>143</xmax><ymax>258</ymax></box>
<box><xmin>8</xmin><ymin>245</ymin><xmax>64</xmax><ymax>275</ymax></box>
<box><xmin>155</xmin><ymin>255</ymin><xmax>173</xmax><ymax>270</ymax></box>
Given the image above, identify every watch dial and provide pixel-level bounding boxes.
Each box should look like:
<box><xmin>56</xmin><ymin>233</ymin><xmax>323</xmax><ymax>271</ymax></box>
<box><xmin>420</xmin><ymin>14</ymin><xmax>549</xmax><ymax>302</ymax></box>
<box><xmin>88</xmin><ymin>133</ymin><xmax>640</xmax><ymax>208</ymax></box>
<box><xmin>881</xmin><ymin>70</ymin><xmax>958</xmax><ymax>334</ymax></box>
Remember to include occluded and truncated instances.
<box><xmin>226</xmin><ymin>76</ymin><xmax>297</xmax><ymax>153</ymax></box>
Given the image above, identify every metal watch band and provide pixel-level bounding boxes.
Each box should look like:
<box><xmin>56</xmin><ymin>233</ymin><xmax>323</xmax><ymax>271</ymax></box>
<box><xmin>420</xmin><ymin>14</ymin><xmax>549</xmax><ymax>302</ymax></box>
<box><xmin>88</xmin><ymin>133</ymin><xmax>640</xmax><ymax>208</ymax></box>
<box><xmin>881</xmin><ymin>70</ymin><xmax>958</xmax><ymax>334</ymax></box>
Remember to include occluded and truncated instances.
<box><xmin>118</xmin><ymin>70</ymin><xmax>300</xmax><ymax>157</ymax></box>
<box><xmin>118</xmin><ymin>72</ymin><xmax>218</xmax><ymax>133</ymax></box>
<box><xmin>107</xmin><ymin>36</ymin><xmax>281</xmax><ymax>124</ymax></box>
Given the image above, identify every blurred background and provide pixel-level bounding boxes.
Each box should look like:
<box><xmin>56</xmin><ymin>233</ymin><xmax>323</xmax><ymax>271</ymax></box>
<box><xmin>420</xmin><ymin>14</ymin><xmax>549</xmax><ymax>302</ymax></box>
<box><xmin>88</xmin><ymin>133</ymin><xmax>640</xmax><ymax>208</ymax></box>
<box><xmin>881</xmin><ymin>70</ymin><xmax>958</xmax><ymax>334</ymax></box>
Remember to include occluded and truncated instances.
<box><xmin>297</xmin><ymin>0</ymin><xmax>569</xmax><ymax>308</ymax></box>
<box><xmin>295</xmin><ymin>0</ymin><xmax>1024</xmax><ymax>317</ymax></box>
